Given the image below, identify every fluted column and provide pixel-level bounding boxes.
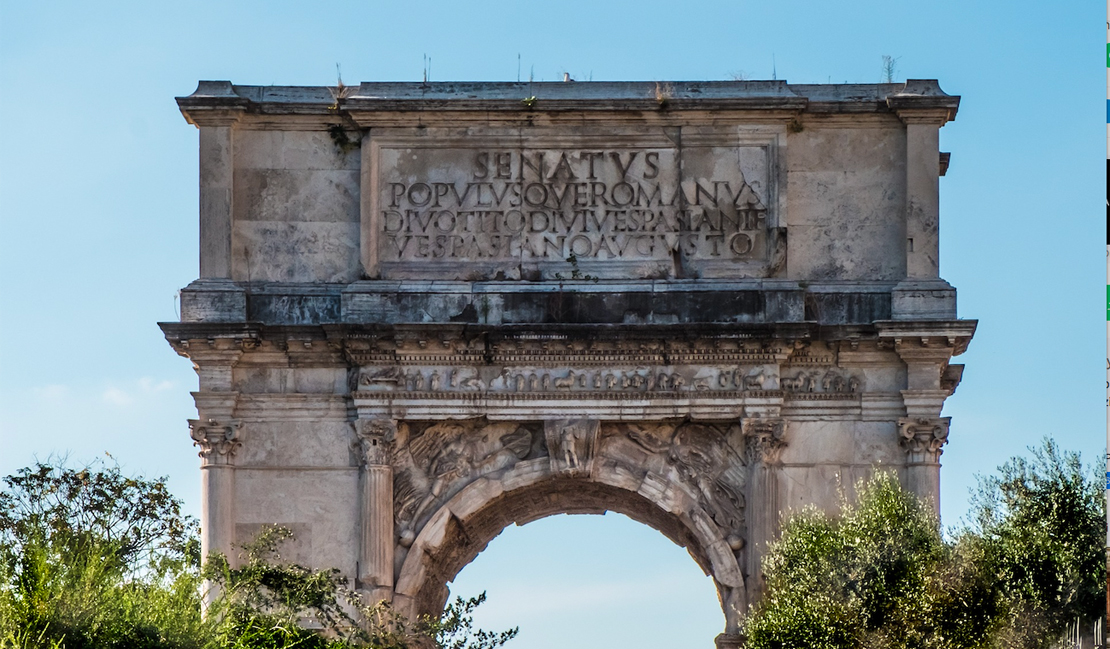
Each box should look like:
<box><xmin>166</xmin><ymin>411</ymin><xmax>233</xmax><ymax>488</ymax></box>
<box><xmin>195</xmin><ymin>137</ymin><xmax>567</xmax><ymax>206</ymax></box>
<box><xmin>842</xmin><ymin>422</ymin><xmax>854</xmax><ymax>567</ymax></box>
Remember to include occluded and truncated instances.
<box><xmin>189</xmin><ymin>417</ymin><xmax>241</xmax><ymax>609</ymax></box>
<box><xmin>355</xmin><ymin>418</ymin><xmax>396</xmax><ymax>599</ymax></box>
<box><xmin>898</xmin><ymin>417</ymin><xmax>950</xmax><ymax>512</ymax></box>
<box><xmin>742</xmin><ymin>417</ymin><xmax>787</xmax><ymax>605</ymax></box>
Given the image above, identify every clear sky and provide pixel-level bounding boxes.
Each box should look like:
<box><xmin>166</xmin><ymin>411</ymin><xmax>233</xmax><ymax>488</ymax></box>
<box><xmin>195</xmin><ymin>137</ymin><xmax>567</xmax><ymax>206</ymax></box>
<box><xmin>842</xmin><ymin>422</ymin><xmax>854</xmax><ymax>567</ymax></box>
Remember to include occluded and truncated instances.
<box><xmin>0</xmin><ymin>1</ymin><xmax>1104</xmax><ymax>647</ymax></box>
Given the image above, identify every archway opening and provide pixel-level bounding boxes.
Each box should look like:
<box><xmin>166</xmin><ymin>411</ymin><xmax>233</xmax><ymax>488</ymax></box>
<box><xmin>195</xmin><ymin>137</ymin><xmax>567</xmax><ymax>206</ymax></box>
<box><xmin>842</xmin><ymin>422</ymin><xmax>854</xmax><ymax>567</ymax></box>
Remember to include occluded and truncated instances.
<box><xmin>447</xmin><ymin>511</ymin><xmax>725</xmax><ymax>649</ymax></box>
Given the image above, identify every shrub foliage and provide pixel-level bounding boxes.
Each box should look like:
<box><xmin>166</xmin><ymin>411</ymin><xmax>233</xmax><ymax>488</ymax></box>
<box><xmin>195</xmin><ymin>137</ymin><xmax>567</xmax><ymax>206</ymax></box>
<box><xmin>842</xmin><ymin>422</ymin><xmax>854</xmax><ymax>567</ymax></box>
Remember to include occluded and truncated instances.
<box><xmin>744</xmin><ymin>439</ymin><xmax>1105</xmax><ymax>649</ymax></box>
<box><xmin>0</xmin><ymin>460</ymin><xmax>515</xmax><ymax>649</ymax></box>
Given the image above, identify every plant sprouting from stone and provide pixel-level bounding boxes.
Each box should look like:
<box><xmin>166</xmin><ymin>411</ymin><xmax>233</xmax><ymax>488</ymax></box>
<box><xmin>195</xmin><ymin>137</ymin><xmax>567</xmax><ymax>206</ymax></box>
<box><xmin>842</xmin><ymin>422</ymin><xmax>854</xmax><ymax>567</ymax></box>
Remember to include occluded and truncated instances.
<box><xmin>554</xmin><ymin>254</ymin><xmax>598</xmax><ymax>282</ymax></box>
<box><xmin>329</xmin><ymin>124</ymin><xmax>360</xmax><ymax>155</ymax></box>
<box><xmin>520</xmin><ymin>96</ymin><xmax>537</xmax><ymax>110</ymax></box>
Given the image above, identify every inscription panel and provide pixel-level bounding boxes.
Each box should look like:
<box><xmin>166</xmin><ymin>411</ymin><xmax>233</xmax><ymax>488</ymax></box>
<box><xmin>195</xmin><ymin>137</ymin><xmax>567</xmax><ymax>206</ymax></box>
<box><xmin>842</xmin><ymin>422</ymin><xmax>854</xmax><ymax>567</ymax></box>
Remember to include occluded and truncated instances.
<box><xmin>366</xmin><ymin>131</ymin><xmax>780</xmax><ymax>280</ymax></box>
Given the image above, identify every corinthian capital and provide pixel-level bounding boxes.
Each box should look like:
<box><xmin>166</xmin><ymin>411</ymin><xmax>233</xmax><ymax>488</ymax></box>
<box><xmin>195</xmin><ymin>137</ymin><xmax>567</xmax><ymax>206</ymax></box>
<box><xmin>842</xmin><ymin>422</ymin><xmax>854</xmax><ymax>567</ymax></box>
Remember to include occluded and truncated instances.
<box><xmin>355</xmin><ymin>418</ymin><xmax>397</xmax><ymax>466</ymax></box>
<box><xmin>742</xmin><ymin>418</ymin><xmax>786</xmax><ymax>465</ymax></box>
<box><xmin>898</xmin><ymin>417</ymin><xmax>950</xmax><ymax>463</ymax></box>
<box><xmin>188</xmin><ymin>419</ymin><xmax>242</xmax><ymax>465</ymax></box>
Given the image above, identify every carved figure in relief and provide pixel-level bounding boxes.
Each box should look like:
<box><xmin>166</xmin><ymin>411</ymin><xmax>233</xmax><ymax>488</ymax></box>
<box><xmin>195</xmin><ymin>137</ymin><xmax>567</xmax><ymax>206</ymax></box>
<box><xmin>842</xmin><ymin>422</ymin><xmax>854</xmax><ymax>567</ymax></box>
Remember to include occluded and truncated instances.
<box><xmin>593</xmin><ymin>373</ymin><xmax>602</xmax><ymax>389</ymax></box>
<box><xmin>743</xmin><ymin>368</ymin><xmax>767</xmax><ymax>391</ymax></box>
<box><xmin>429</xmin><ymin>371</ymin><xmax>441</xmax><ymax>391</ymax></box>
<box><xmin>694</xmin><ymin>377</ymin><xmax>712</xmax><ymax>391</ymax></box>
<box><xmin>542</xmin><ymin>374</ymin><xmax>551</xmax><ymax>390</ymax></box>
<box><xmin>780</xmin><ymin>372</ymin><xmax>806</xmax><ymax>392</ymax></box>
<box><xmin>545</xmin><ymin>419</ymin><xmax>599</xmax><ymax>475</ymax></box>
<box><xmin>460</xmin><ymin>375</ymin><xmax>482</xmax><ymax>390</ymax></box>
<box><xmin>553</xmin><ymin>371</ymin><xmax>575</xmax><ymax>389</ymax></box>
<box><xmin>620</xmin><ymin>422</ymin><xmax>747</xmax><ymax>543</ymax></box>
<box><xmin>394</xmin><ymin>421</ymin><xmax>538</xmax><ymax>546</ymax></box>
<box><xmin>529</xmin><ymin>374</ymin><xmax>538</xmax><ymax>391</ymax></box>
<box><xmin>605</xmin><ymin>373</ymin><xmax>617</xmax><ymax>390</ymax></box>
<box><xmin>448</xmin><ymin>370</ymin><xmax>459</xmax><ymax>388</ymax></box>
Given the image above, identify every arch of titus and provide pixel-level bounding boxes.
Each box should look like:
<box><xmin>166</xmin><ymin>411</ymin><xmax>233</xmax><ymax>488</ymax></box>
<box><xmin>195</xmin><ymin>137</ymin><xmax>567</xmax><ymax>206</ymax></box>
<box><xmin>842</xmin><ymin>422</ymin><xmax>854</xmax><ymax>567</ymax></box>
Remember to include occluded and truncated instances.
<box><xmin>162</xmin><ymin>79</ymin><xmax>974</xmax><ymax>645</ymax></box>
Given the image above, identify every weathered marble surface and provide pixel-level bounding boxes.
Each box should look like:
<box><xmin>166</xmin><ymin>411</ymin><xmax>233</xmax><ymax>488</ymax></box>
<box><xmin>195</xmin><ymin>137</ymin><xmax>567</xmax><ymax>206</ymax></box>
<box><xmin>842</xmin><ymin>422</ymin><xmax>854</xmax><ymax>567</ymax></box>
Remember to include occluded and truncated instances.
<box><xmin>166</xmin><ymin>79</ymin><xmax>974</xmax><ymax>645</ymax></box>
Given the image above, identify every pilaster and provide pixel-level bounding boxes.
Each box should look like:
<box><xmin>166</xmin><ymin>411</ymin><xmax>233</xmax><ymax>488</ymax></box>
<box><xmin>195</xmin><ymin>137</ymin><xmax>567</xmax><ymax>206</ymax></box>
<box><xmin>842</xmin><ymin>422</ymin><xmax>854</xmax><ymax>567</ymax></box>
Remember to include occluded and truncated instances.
<box><xmin>186</xmin><ymin>81</ymin><xmax>245</xmax><ymax>281</ymax></box>
<box><xmin>888</xmin><ymin>80</ymin><xmax>959</xmax><ymax>320</ymax></box>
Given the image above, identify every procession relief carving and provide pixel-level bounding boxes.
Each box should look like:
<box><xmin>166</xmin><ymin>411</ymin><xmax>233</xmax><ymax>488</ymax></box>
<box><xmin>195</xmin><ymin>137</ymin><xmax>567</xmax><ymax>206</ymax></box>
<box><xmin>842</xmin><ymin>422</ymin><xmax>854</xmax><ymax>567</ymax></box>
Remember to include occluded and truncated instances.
<box><xmin>353</xmin><ymin>362</ymin><xmax>864</xmax><ymax>400</ymax></box>
<box><xmin>391</xmin><ymin>421</ymin><xmax>545</xmax><ymax>547</ymax></box>
<box><xmin>355</xmin><ymin>364</ymin><xmax>797</xmax><ymax>395</ymax></box>
<box><xmin>188</xmin><ymin>419</ymin><xmax>242</xmax><ymax>465</ymax></box>
<box><xmin>898</xmin><ymin>417</ymin><xmax>951</xmax><ymax>463</ymax></box>
<box><xmin>778</xmin><ymin>368</ymin><xmax>861</xmax><ymax>394</ymax></box>
<box><xmin>544</xmin><ymin>419</ymin><xmax>600</xmax><ymax>476</ymax></box>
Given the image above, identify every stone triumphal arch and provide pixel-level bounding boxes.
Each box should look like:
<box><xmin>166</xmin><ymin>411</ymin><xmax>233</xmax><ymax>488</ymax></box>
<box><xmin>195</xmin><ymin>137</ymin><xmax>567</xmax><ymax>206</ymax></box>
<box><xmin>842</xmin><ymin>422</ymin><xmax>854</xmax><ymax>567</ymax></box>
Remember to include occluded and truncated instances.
<box><xmin>162</xmin><ymin>79</ymin><xmax>974</xmax><ymax>646</ymax></box>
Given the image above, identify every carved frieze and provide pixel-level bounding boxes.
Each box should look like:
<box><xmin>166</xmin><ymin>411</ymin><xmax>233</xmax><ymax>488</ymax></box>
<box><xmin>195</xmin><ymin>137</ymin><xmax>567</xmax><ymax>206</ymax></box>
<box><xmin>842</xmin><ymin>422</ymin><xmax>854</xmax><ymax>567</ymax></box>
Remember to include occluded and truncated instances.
<box><xmin>356</xmin><ymin>364</ymin><xmax>785</xmax><ymax>396</ymax></box>
<box><xmin>188</xmin><ymin>419</ymin><xmax>242</xmax><ymax>465</ymax></box>
<box><xmin>779</xmin><ymin>368</ymin><xmax>861</xmax><ymax>394</ymax></box>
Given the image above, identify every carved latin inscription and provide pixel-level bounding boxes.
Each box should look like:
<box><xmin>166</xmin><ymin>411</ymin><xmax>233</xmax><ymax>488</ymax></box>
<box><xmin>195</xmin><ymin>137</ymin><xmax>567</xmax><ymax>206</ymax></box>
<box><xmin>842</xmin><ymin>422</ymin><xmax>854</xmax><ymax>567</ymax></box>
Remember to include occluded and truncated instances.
<box><xmin>373</xmin><ymin>140</ymin><xmax>776</xmax><ymax>279</ymax></box>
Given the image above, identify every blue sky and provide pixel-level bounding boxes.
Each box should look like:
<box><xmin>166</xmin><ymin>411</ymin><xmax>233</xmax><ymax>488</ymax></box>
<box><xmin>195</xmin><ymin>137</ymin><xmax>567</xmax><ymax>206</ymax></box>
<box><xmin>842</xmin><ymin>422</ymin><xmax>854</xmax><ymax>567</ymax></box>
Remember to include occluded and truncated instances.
<box><xmin>1</xmin><ymin>2</ymin><xmax>1104</xmax><ymax>646</ymax></box>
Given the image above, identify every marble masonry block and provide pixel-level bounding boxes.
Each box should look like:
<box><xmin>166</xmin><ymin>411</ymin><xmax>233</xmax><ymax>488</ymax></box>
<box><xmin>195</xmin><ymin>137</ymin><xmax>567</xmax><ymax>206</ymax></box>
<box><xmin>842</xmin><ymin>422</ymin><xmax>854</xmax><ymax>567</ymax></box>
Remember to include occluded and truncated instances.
<box><xmin>236</xmin><ymin>420</ymin><xmax>354</xmax><ymax>467</ymax></box>
<box><xmin>180</xmin><ymin>278</ymin><xmax>246</xmax><ymax>322</ymax></box>
<box><xmin>233</xmin><ymin>169</ymin><xmax>359</xmax><ymax>224</ymax></box>
<box><xmin>232</xmin><ymin>221</ymin><xmax>360</xmax><ymax>283</ymax></box>
<box><xmin>234</xmin><ymin>130</ymin><xmax>360</xmax><ymax>172</ymax></box>
<box><xmin>779</xmin><ymin>421</ymin><xmax>857</xmax><ymax>465</ymax></box>
<box><xmin>891</xmin><ymin>279</ymin><xmax>957</xmax><ymax>319</ymax></box>
<box><xmin>235</xmin><ymin>470</ymin><xmax>359</xmax><ymax>572</ymax></box>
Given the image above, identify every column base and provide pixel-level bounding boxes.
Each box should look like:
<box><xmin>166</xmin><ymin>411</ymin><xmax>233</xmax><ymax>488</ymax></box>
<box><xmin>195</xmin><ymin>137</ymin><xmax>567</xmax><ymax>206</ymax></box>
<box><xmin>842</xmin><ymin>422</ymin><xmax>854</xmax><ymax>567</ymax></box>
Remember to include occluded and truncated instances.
<box><xmin>715</xmin><ymin>633</ymin><xmax>745</xmax><ymax>648</ymax></box>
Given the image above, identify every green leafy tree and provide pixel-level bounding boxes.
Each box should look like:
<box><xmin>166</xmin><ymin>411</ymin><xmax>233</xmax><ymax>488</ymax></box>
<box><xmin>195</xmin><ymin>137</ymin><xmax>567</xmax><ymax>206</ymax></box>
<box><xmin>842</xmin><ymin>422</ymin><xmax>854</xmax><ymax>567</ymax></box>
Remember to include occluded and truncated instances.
<box><xmin>0</xmin><ymin>459</ymin><xmax>207</xmax><ymax>649</ymax></box>
<box><xmin>744</xmin><ymin>473</ymin><xmax>1000</xmax><ymax>649</ymax></box>
<box><xmin>965</xmin><ymin>438</ymin><xmax>1105</xmax><ymax>645</ymax></box>
<box><xmin>0</xmin><ymin>461</ymin><xmax>517</xmax><ymax>649</ymax></box>
<box><xmin>744</xmin><ymin>439</ymin><xmax>1106</xmax><ymax>649</ymax></box>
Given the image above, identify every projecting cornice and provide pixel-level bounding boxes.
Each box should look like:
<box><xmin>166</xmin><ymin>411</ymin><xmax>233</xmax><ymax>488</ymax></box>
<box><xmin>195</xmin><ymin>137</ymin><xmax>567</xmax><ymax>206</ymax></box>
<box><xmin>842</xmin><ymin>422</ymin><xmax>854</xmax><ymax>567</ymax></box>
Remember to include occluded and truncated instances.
<box><xmin>176</xmin><ymin>79</ymin><xmax>959</xmax><ymax>127</ymax></box>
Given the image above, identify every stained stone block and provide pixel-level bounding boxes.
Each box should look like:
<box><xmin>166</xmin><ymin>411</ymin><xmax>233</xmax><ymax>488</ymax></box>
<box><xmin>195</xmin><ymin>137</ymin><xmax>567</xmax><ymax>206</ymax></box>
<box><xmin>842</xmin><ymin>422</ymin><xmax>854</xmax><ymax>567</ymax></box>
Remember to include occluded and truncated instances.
<box><xmin>179</xmin><ymin>279</ymin><xmax>246</xmax><ymax>322</ymax></box>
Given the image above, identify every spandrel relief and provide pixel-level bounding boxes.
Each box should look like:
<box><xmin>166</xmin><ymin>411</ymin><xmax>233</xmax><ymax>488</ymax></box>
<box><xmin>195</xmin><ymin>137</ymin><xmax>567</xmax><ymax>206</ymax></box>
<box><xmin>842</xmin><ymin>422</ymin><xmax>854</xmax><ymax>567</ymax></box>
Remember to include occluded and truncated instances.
<box><xmin>607</xmin><ymin>421</ymin><xmax>748</xmax><ymax>550</ymax></box>
<box><xmin>392</xmin><ymin>420</ymin><xmax>546</xmax><ymax>546</ymax></box>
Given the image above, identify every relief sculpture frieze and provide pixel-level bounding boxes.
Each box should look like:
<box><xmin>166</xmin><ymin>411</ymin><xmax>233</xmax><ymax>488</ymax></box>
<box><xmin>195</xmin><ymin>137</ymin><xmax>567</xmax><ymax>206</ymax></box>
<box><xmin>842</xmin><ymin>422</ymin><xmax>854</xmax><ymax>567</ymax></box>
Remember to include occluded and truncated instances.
<box><xmin>608</xmin><ymin>421</ymin><xmax>748</xmax><ymax>552</ymax></box>
<box><xmin>391</xmin><ymin>420</ymin><xmax>546</xmax><ymax>547</ymax></box>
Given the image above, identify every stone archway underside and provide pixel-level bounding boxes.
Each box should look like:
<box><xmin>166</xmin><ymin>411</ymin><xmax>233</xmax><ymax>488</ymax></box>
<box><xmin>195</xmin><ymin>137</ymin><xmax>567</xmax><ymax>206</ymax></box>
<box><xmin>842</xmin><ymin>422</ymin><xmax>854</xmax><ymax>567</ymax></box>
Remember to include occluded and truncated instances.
<box><xmin>405</xmin><ymin>478</ymin><xmax>713</xmax><ymax>616</ymax></box>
